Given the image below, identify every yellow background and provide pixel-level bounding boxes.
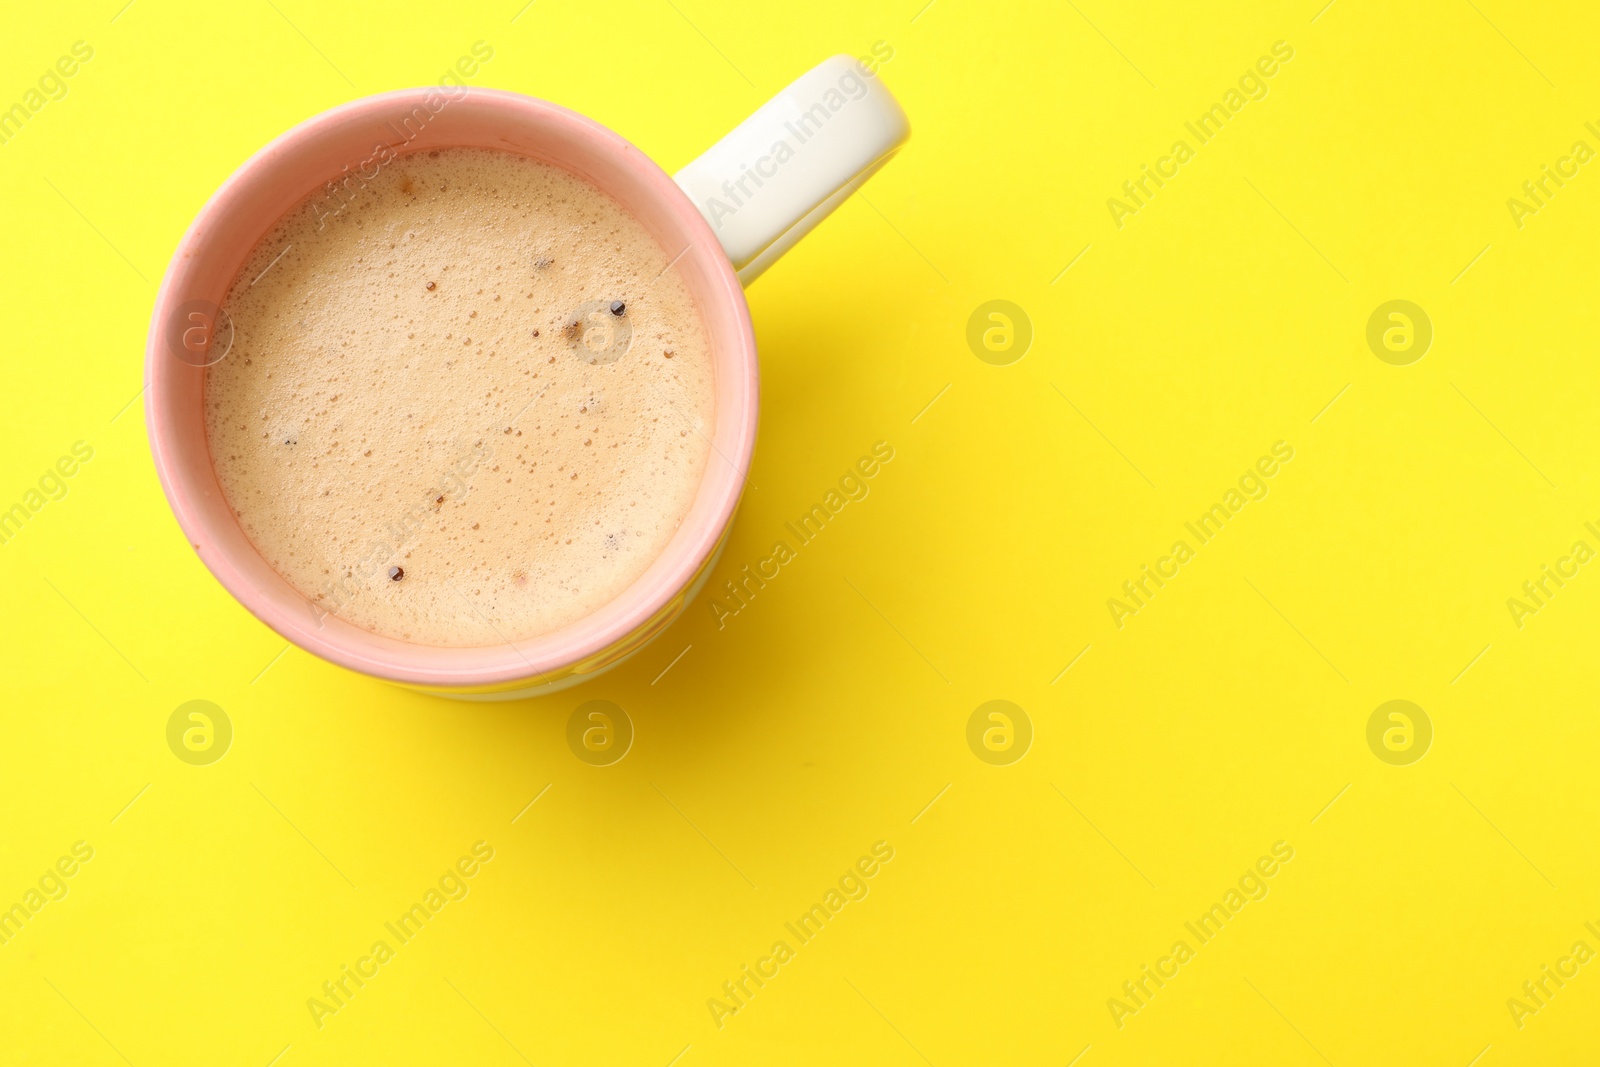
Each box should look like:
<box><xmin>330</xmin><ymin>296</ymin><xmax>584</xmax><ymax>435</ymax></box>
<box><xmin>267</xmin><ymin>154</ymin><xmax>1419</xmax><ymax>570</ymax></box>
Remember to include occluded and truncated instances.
<box><xmin>2</xmin><ymin>0</ymin><xmax>1598</xmax><ymax>1063</ymax></box>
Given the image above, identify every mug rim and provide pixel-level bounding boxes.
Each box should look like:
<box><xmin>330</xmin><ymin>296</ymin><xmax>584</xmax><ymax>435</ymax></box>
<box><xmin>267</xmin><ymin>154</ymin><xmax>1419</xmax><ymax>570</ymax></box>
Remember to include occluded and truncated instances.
<box><xmin>145</xmin><ymin>87</ymin><xmax>757</xmax><ymax>688</ymax></box>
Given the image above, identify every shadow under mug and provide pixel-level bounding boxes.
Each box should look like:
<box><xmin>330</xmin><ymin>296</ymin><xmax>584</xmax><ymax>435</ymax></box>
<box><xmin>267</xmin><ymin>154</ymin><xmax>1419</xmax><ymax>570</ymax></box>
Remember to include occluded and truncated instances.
<box><xmin>145</xmin><ymin>56</ymin><xmax>909</xmax><ymax>699</ymax></box>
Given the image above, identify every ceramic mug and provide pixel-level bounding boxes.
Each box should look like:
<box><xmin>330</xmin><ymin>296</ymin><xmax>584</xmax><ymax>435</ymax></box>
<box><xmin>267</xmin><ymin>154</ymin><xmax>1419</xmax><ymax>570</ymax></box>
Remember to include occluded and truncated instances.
<box><xmin>146</xmin><ymin>55</ymin><xmax>909</xmax><ymax>699</ymax></box>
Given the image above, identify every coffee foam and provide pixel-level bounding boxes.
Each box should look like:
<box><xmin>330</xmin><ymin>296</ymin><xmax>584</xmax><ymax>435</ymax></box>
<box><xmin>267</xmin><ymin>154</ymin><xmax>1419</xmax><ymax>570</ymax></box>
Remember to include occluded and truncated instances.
<box><xmin>204</xmin><ymin>147</ymin><xmax>716</xmax><ymax>647</ymax></box>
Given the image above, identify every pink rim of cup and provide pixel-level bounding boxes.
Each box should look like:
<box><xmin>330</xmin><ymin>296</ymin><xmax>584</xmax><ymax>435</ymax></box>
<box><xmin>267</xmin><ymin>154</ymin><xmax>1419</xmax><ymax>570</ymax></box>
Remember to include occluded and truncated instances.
<box><xmin>146</xmin><ymin>59</ymin><xmax>908</xmax><ymax>697</ymax></box>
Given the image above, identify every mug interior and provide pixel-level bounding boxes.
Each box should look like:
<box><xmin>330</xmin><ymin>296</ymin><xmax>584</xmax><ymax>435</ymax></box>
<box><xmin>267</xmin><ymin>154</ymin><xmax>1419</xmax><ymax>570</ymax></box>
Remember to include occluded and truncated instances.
<box><xmin>147</xmin><ymin>88</ymin><xmax>756</xmax><ymax>688</ymax></box>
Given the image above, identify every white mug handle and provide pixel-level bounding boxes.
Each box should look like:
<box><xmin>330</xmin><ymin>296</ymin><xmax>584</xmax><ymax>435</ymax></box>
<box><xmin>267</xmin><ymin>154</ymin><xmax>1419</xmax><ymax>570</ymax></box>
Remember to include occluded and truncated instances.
<box><xmin>675</xmin><ymin>55</ymin><xmax>910</xmax><ymax>286</ymax></box>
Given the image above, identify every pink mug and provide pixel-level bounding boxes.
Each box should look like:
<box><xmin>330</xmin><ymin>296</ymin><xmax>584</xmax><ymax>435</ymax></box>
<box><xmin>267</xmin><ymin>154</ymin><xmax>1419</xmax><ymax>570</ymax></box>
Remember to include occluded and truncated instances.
<box><xmin>146</xmin><ymin>56</ymin><xmax>909</xmax><ymax>699</ymax></box>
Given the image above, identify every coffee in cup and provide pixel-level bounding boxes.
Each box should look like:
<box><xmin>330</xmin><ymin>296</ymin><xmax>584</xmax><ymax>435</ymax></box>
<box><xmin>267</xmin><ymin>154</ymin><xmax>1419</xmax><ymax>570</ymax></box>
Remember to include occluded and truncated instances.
<box><xmin>204</xmin><ymin>147</ymin><xmax>716</xmax><ymax>646</ymax></box>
